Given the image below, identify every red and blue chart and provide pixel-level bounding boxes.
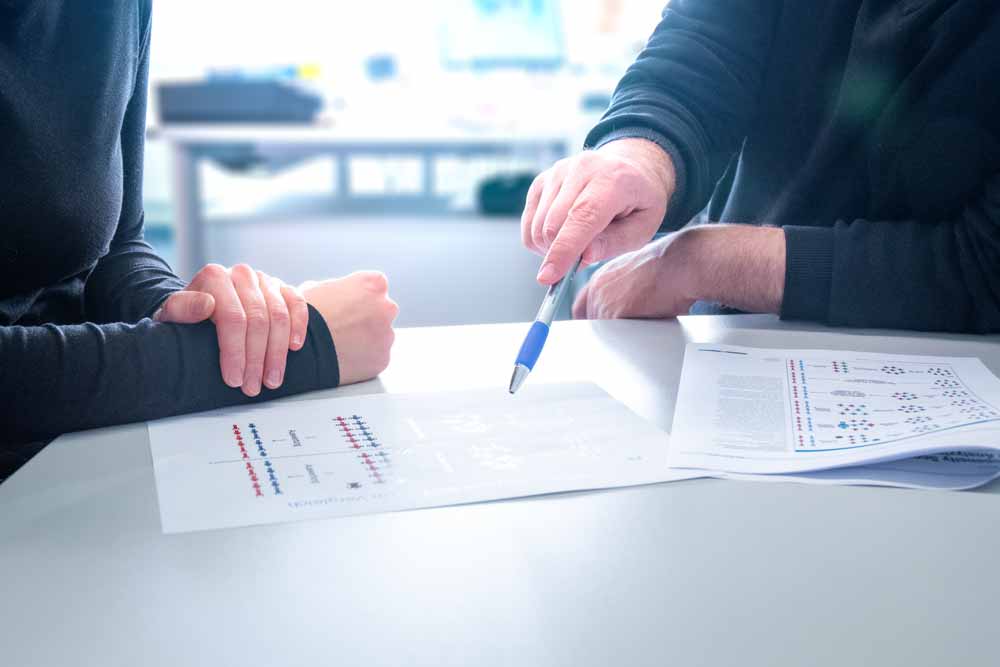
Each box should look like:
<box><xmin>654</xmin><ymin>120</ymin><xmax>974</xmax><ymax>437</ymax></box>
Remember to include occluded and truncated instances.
<box><xmin>148</xmin><ymin>383</ymin><xmax>692</xmax><ymax>533</ymax></box>
<box><xmin>786</xmin><ymin>357</ymin><xmax>999</xmax><ymax>452</ymax></box>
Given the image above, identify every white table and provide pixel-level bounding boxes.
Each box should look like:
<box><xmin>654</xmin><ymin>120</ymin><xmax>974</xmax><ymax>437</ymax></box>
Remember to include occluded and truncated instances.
<box><xmin>152</xmin><ymin>122</ymin><xmax>569</xmax><ymax>279</ymax></box>
<box><xmin>2</xmin><ymin>315</ymin><xmax>999</xmax><ymax>667</ymax></box>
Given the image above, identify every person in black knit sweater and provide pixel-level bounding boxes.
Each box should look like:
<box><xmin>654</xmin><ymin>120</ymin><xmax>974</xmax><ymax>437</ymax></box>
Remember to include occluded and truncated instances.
<box><xmin>0</xmin><ymin>1</ymin><xmax>397</xmax><ymax>480</ymax></box>
<box><xmin>524</xmin><ymin>1</ymin><xmax>1000</xmax><ymax>333</ymax></box>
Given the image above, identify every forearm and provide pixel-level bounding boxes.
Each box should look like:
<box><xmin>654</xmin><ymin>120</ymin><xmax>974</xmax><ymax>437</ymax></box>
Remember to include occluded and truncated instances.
<box><xmin>681</xmin><ymin>224</ymin><xmax>786</xmax><ymax>314</ymax></box>
<box><xmin>0</xmin><ymin>306</ymin><xmax>339</xmax><ymax>444</ymax></box>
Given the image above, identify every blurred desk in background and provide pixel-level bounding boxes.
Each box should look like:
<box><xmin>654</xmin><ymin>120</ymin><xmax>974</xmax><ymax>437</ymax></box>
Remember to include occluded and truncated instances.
<box><xmin>150</xmin><ymin>121</ymin><xmax>570</xmax><ymax>279</ymax></box>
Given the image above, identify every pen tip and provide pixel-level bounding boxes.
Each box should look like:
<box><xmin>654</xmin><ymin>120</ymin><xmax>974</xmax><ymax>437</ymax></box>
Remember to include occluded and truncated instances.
<box><xmin>508</xmin><ymin>364</ymin><xmax>529</xmax><ymax>394</ymax></box>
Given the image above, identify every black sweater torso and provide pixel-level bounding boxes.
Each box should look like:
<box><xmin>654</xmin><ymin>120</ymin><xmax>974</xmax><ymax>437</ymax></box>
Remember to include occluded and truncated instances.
<box><xmin>589</xmin><ymin>0</ymin><xmax>1000</xmax><ymax>332</ymax></box>
<box><xmin>0</xmin><ymin>1</ymin><xmax>340</xmax><ymax>459</ymax></box>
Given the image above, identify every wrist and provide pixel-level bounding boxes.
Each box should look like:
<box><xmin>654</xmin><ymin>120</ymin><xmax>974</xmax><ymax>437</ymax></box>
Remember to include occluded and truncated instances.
<box><xmin>680</xmin><ymin>225</ymin><xmax>786</xmax><ymax>313</ymax></box>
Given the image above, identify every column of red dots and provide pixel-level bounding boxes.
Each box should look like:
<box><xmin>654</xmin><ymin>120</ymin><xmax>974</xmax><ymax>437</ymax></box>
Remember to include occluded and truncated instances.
<box><xmin>335</xmin><ymin>416</ymin><xmax>361</xmax><ymax>450</ymax></box>
<box><xmin>232</xmin><ymin>424</ymin><xmax>263</xmax><ymax>497</ymax></box>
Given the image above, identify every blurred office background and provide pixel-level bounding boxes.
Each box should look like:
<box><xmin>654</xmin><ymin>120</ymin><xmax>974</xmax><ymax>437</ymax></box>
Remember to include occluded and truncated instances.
<box><xmin>144</xmin><ymin>0</ymin><xmax>665</xmax><ymax>326</ymax></box>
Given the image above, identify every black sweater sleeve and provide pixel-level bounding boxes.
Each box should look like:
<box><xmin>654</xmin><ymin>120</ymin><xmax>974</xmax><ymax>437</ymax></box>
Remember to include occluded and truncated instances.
<box><xmin>0</xmin><ymin>4</ymin><xmax>342</xmax><ymax>444</ymax></box>
<box><xmin>84</xmin><ymin>3</ymin><xmax>185</xmax><ymax>322</ymax></box>
<box><xmin>584</xmin><ymin>0</ymin><xmax>779</xmax><ymax>229</ymax></box>
<box><xmin>783</xmin><ymin>171</ymin><xmax>1000</xmax><ymax>333</ymax></box>
<box><xmin>0</xmin><ymin>309</ymin><xmax>340</xmax><ymax>443</ymax></box>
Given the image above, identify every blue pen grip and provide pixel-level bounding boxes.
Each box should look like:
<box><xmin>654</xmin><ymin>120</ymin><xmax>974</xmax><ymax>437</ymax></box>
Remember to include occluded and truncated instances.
<box><xmin>515</xmin><ymin>321</ymin><xmax>550</xmax><ymax>371</ymax></box>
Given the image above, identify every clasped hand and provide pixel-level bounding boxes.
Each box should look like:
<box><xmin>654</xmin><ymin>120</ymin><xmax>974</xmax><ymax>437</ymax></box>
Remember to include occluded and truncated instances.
<box><xmin>154</xmin><ymin>266</ymin><xmax>398</xmax><ymax>395</ymax></box>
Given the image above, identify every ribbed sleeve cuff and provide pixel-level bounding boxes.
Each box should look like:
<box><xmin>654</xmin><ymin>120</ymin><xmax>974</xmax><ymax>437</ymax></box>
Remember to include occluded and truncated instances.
<box><xmin>305</xmin><ymin>304</ymin><xmax>340</xmax><ymax>388</ymax></box>
<box><xmin>587</xmin><ymin>126</ymin><xmax>689</xmax><ymax>231</ymax></box>
<box><xmin>781</xmin><ymin>226</ymin><xmax>834</xmax><ymax>323</ymax></box>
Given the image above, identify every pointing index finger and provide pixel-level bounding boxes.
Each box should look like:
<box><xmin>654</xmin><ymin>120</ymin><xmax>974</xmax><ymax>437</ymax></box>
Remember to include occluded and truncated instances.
<box><xmin>536</xmin><ymin>179</ymin><xmax>625</xmax><ymax>285</ymax></box>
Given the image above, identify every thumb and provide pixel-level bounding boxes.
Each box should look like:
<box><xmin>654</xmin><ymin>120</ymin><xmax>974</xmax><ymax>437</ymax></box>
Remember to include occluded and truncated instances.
<box><xmin>154</xmin><ymin>291</ymin><xmax>215</xmax><ymax>323</ymax></box>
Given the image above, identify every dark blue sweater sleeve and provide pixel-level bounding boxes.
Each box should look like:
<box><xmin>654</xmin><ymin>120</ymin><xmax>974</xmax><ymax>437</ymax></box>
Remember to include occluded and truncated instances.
<box><xmin>84</xmin><ymin>3</ymin><xmax>185</xmax><ymax>322</ymax></box>
<box><xmin>0</xmin><ymin>308</ymin><xmax>340</xmax><ymax>443</ymax></box>
<box><xmin>585</xmin><ymin>0</ymin><xmax>779</xmax><ymax>230</ymax></box>
<box><xmin>783</xmin><ymin>171</ymin><xmax>1000</xmax><ymax>333</ymax></box>
<box><xmin>0</xmin><ymin>4</ymin><xmax>342</xmax><ymax>444</ymax></box>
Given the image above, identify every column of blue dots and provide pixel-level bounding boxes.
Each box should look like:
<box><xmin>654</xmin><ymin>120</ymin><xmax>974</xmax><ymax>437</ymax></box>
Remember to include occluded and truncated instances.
<box><xmin>352</xmin><ymin>415</ymin><xmax>381</xmax><ymax>449</ymax></box>
<box><xmin>249</xmin><ymin>422</ymin><xmax>282</xmax><ymax>496</ymax></box>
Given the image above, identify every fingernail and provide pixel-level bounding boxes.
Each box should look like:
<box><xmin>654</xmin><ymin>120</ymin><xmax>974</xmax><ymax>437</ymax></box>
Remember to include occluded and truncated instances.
<box><xmin>537</xmin><ymin>263</ymin><xmax>557</xmax><ymax>283</ymax></box>
<box><xmin>151</xmin><ymin>307</ymin><xmax>164</xmax><ymax>321</ymax></box>
<box><xmin>245</xmin><ymin>378</ymin><xmax>261</xmax><ymax>396</ymax></box>
<box><xmin>266</xmin><ymin>369</ymin><xmax>282</xmax><ymax>388</ymax></box>
<box><xmin>226</xmin><ymin>369</ymin><xmax>243</xmax><ymax>387</ymax></box>
<box><xmin>291</xmin><ymin>335</ymin><xmax>303</xmax><ymax>349</ymax></box>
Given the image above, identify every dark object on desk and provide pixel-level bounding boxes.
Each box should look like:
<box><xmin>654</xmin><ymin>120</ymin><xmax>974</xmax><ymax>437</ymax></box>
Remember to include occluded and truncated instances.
<box><xmin>157</xmin><ymin>80</ymin><xmax>322</xmax><ymax>124</ymax></box>
<box><xmin>580</xmin><ymin>91</ymin><xmax>612</xmax><ymax>113</ymax></box>
<box><xmin>477</xmin><ymin>172</ymin><xmax>537</xmax><ymax>216</ymax></box>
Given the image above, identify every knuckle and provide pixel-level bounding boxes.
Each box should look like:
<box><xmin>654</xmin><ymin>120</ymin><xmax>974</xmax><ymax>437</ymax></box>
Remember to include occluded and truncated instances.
<box><xmin>160</xmin><ymin>292</ymin><xmax>182</xmax><ymax>310</ymax></box>
<box><xmin>377</xmin><ymin>344</ymin><xmax>392</xmax><ymax>371</ymax></box>
<box><xmin>361</xmin><ymin>271</ymin><xmax>389</xmax><ymax>293</ymax></box>
<box><xmin>231</xmin><ymin>263</ymin><xmax>255</xmax><ymax>281</ymax></box>
<box><xmin>577</xmin><ymin>152</ymin><xmax>597</xmax><ymax>168</ymax></box>
<box><xmin>268</xmin><ymin>304</ymin><xmax>290</xmax><ymax>326</ymax></box>
<box><xmin>245</xmin><ymin>307</ymin><xmax>269</xmax><ymax>330</ymax></box>
<box><xmin>221</xmin><ymin>306</ymin><xmax>247</xmax><ymax>328</ymax></box>
<box><xmin>185</xmin><ymin>298</ymin><xmax>206</xmax><ymax>318</ymax></box>
<box><xmin>282</xmin><ymin>285</ymin><xmax>307</xmax><ymax>308</ymax></box>
<box><xmin>568</xmin><ymin>200</ymin><xmax>602</xmax><ymax>227</ymax></box>
<box><xmin>532</xmin><ymin>221</ymin><xmax>547</xmax><ymax>243</ymax></box>
<box><xmin>198</xmin><ymin>263</ymin><xmax>227</xmax><ymax>281</ymax></box>
<box><xmin>607</xmin><ymin>160</ymin><xmax>635</xmax><ymax>181</ymax></box>
<box><xmin>550</xmin><ymin>235</ymin><xmax>580</xmax><ymax>257</ymax></box>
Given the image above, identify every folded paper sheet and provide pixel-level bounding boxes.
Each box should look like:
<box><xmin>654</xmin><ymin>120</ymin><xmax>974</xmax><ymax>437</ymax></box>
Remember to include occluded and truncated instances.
<box><xmin>669</xmin><ymin>343</ymin><xmax>1000</xmax><ymax>489</ymax></box>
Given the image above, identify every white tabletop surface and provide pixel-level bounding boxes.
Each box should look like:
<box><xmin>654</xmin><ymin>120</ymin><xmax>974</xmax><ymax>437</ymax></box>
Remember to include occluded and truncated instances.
<box><xmin>2</xmin><ymin>315</ymin><xmax>999</xmax><ymax>667</ymax></box>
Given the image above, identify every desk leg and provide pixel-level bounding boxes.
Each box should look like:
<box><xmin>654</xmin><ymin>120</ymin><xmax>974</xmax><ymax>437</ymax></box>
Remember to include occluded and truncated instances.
<box><xmin>422</xmin><ymin>149</ymin><xmax>436</xmax><ymax>203</ymax></box>
<box><xmin>169</xmin><ymin>144</ymin><xmax>206</xmax><ymax>281</ymax></box>
<box><xmin>335</xmin><ymin>151</ymin><xmax>351</xmax><ymax>202</ymax></box>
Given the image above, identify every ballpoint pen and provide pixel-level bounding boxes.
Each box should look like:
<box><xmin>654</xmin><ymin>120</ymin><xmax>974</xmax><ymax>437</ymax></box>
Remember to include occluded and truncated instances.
<box><xmin>508</xmin><ymin>258</ymin><xmax>583</xmax><ymax>394</ymax></box>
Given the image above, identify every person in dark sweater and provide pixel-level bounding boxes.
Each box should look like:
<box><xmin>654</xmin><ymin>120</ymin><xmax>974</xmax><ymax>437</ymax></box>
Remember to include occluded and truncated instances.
<box><xmin>523</xmin><ymin>0</ymin><xmax>1000</xmax><ymax>333</ymax></box>
<box><xmin>0</xmin><ymin>1</ymin><xmax>397</xmax><ymax>479</ymax></box>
